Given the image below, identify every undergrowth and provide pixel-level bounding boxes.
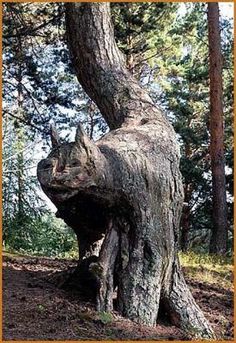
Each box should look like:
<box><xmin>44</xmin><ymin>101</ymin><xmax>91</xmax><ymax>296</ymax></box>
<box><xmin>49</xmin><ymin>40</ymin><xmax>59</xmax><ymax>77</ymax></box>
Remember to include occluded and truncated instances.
<box><xmin>3</xmin><ymin>246</ymin><xmax>233</xmax><ymax>291</ymax></box>
<box><xmin>179</xmin><ymin>251</ymin><xmax>233</xmax><ymax>290</ymax></box>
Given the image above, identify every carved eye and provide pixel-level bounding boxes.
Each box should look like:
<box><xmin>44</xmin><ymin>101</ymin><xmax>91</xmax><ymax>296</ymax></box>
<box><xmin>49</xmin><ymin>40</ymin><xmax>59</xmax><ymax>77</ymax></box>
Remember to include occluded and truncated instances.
<box><xmin>70</xmin><ymin>160</ymin><xmax>79</xmax><ymax>167</ymax></box>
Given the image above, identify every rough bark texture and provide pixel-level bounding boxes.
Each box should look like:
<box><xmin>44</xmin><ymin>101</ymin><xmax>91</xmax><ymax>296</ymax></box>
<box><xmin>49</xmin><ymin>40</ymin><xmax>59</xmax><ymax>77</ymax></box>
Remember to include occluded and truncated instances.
<box><xmin>37</xmin><ymin>3</ymin><xmax>214</xmax><ymax>338</ymax></box>
<box><xmin>207</xmin><ymin>3</ymin><xmax>228</xmax><ymax>255</ymax></box>
<box><xmin>180</xmin><ymin>143</ymin><xmax>193</xmax><ymax>252</ymax></box>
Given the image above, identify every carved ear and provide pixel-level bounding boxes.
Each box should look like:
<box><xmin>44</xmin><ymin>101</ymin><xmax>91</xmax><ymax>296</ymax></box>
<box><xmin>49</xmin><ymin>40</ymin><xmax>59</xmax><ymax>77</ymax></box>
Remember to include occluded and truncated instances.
<box><xmin>75</xmin><ymin>123</ymin><xmax>87</xmax><ymax>146</ymax></box>
<box><xmin>50</xmin><ymin>124</ymin><xmax>60</xmax><ymax>148</ymax></box>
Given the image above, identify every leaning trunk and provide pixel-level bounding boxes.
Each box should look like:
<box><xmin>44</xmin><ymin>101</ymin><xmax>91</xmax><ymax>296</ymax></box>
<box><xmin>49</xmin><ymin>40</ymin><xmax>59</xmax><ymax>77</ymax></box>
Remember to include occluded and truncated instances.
<box><xmin>37</xmin><ymin>3</ymin><xmax>214</xmax><ymax>338</ymax></box>
<box><xmin>207</xmin><ymin>3</ymin><xmax>228</xmax><ymax>255</ymax></box>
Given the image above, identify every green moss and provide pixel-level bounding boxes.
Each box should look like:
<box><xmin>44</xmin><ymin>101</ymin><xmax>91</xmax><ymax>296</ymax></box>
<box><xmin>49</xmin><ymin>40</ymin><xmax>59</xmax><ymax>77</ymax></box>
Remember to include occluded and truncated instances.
<box><xmin>98</xmin><ymin>311</ymin><xmax>113</xmax><ymax>324</ymax></box>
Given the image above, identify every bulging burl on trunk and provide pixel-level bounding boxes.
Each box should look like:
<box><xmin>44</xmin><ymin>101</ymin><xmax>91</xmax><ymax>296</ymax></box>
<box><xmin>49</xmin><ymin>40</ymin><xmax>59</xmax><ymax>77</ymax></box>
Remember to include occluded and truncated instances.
<box><xmin>37</xmin><ymin>2</ymin><xmax>214</xmax><ymax>339</ymax></box>
<box><xmin>37</xmin><ymin>119</ymin><xmax>214</xmax><ymax>338</ymax></box>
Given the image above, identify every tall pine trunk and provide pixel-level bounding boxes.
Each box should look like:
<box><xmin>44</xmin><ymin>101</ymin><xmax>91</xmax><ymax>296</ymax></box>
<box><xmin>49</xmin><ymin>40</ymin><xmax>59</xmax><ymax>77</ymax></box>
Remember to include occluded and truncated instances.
<box><xmin>180</xmin><ymin>143</ymin><xmax>193</xmax><ymax>251</ymax></box>
<box><xmin>207</xmin><ymin>3</ymin><xmax>228</xmax><ymax>254</ymax></box>
<box><xmin>38</xmin><ymin>3</ymin><xmax>214</xmax><ymax>338</ymax></box>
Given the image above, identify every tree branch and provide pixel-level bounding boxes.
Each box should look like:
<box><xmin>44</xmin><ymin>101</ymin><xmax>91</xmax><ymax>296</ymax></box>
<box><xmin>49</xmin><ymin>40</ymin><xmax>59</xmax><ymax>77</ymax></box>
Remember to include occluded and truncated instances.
<box><xmin>3</xmin><ymin>110</ymin><xmax>47</xmax><ymax>134</ymax></box>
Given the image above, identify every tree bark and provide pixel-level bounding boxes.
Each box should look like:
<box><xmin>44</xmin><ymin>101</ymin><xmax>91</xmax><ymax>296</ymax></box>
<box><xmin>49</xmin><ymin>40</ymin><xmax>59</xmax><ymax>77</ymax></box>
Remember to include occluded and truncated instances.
<box><xmin>37</xmin><ymin>3</ymin><xmax>214</xmax><ymax>338</ymax></box>
<box><xmin>180</xmin><ymin>196</ymin><xmax>191</xmax><ymax>252</ymax></box>
<box><xmin>207</xmin><ymin>3</ymin><xmax>228</xmax><ymax>254</ymax></box>
<box><xmin>180</xmin><ymin>143</ymin><xmax>193</xmax><ymax>252</ymax></box>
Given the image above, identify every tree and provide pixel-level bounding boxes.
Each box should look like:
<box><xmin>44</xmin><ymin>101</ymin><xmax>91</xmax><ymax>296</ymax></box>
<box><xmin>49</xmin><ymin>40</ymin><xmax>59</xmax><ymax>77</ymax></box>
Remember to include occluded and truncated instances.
<box><xmin>156</xmin><ymin>3</ymin><xmax>233</xmax><ymax>252</ymax></box>
<box><xmin>207</xmin><ymin>3</ymin><xmax>228</xmax><ymax>254</ymax></box>
<box><xmin>159</xmin><ymin>3</ymin><xmax>211</xmax><ymax>251</ymax></box>
<box><xmin>111</xmin><ymin>2</ymin><xmax>178</xmax><ymax>76</ymax></box>
<box><xmin>37</xmin><ymin>3</ymin><xmax>214</xmax><ymax>338</ymax></box>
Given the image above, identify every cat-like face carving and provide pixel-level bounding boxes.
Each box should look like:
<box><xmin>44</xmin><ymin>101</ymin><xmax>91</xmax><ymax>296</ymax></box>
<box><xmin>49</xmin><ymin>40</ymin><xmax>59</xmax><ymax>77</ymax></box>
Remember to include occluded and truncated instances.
<box><xmin>37</xmin><ymin>125</ymin><xmax>97</xmax><ymax>204</ymax></box>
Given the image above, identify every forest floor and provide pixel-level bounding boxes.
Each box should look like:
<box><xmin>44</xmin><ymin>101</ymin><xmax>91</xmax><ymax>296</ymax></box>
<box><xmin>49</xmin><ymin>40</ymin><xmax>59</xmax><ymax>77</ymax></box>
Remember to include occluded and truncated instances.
<box><xmin>3</xmin><ymin>252</ymin><xmax>234</xmax><ymax>341</ymax></box>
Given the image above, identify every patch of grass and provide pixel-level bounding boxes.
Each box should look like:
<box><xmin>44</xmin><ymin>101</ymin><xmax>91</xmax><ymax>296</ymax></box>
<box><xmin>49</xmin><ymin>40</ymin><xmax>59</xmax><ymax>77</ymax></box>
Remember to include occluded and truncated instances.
<box><xmin>179</xmin><ymin>251</ymin><xmax>233</xmax><ymax>289</ymax></box>
<box><xmin>98</xmin><ymin>311</ymin><xmax>113</xmax><ymax>325</ymax></box>
<box><xmin>3</xmin><ymin>248</ymin><xmax>79</xmax><ymax>261</ymax></box>
<box><xmin>37</xmin><ymin>304</ymin><xmax>45</xmax><ymax>312</ymax></box>
<box><xmin>3</xmin><ymin>250</ymin><xmax>30</xmax><ymax>258</ymax></box>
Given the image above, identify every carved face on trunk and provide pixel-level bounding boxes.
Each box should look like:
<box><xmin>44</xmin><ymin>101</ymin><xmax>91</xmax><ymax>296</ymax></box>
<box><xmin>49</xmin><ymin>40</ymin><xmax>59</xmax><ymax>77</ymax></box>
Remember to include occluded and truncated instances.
<box><xmin>37</xmin><ymin>125</ymin><xmax>97</xmax><ymax>203</ymax></box>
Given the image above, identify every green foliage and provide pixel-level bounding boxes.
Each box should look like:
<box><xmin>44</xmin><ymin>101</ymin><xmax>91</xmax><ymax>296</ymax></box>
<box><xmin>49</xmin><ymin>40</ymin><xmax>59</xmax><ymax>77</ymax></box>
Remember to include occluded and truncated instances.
<box><xmin>151</xmin><ymin>3</ymin><xmax>233</xmax><ymax>252</ymax></box>
<box><xmin>3</xmin><ymin>2</ymin><xmax>91</xmax><ymax>258</ymax></box>
<box><xmin>3</xmin><ymin>2</ymin><xmax>107</xmax><ymax>141</ymax></box>
<box><xmin>111</xmin><ymin>2</ymin><xmax>178</xmax><ymax>78</ymax></box>
<box><xmin>3</xmin><ymin>213</ymin><xmax>78</xmax><ymax>258</ymax></box>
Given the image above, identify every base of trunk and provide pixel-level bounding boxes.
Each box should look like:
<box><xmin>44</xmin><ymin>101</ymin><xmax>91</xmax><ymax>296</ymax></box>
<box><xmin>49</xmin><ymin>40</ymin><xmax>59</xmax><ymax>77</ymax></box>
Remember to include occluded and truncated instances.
<box><xmin>162</xmin><ymin>260</ymin><xmax>215</xmax><ymax>339</ymax></box>
<box><xmin>59</xmin><ymin>223</ymin><xmax>215</xmax><ymax>340</ymax></box>
<box><xmin>56</xmin><ymin>254</ymin><xmax>214</xmax><ymax>339</ymax></box>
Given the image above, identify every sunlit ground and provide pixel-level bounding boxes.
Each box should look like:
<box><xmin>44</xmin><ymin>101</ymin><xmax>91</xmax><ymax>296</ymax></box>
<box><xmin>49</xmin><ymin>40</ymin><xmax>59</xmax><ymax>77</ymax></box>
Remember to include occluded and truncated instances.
<box><xmin>179</xmin><ymin>250</ymin><xmax>233</xmax><ymax>290</ymax></box>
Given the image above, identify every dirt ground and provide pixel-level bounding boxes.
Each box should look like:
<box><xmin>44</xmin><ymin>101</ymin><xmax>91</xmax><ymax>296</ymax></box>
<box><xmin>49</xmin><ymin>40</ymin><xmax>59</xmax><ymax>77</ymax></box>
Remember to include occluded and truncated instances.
<box><xmin>3</xmin><ymin>254</ymin><xmax>234</xmax><ymax>341</ymax></box>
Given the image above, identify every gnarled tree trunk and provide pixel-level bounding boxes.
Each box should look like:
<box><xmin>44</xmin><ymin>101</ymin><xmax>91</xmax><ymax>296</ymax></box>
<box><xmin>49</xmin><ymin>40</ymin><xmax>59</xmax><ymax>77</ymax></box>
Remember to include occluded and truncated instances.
<box><xmin>37</xmin><ymin>3</ymin><xmax>214</xmax><ymax>338</ymax></box>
